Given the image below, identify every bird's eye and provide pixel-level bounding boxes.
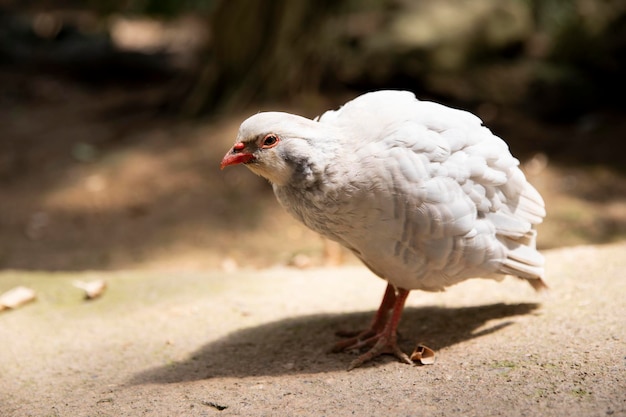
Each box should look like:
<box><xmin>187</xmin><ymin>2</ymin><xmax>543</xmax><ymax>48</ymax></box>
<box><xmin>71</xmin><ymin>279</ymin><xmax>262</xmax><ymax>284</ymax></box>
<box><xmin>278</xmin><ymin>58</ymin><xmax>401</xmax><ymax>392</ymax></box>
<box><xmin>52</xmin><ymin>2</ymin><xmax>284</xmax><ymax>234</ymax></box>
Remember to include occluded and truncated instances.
<box><xmin>261</xmin><ymin>134</ymin><xmax>279</xmax><ymax>148</ymax></box>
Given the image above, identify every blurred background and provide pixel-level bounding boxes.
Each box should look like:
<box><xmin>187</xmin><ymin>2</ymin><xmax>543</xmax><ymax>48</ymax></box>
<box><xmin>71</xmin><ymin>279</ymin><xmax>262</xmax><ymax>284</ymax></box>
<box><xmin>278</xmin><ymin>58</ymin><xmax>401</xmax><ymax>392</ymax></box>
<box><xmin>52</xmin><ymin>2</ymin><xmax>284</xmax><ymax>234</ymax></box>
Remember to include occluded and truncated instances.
<box><xmin>1</xmin><ymin>0</ymin><xmax>625</xmax><ymax>272</ymax></box>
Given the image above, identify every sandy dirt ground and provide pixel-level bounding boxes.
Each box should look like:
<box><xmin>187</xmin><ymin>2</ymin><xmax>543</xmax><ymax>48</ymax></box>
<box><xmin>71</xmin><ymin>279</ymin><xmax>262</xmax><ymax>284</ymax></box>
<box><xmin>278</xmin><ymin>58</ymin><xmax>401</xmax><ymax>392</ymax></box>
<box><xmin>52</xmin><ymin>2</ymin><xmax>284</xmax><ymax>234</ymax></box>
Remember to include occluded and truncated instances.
<box><xmin>1</xmin><ymin>241</ymin><xmax>624</xmax><ymax>417</ymax></box>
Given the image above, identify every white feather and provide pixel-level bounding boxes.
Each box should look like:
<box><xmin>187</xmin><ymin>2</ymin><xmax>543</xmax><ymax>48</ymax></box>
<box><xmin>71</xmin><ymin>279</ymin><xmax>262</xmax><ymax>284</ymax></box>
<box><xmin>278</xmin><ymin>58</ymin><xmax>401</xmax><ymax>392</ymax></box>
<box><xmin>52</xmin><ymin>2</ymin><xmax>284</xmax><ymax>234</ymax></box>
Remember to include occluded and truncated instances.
<box><xmin>236</xmin><ymin>90</ymin><xmax>546</xmax><ymax>291</ymax></box>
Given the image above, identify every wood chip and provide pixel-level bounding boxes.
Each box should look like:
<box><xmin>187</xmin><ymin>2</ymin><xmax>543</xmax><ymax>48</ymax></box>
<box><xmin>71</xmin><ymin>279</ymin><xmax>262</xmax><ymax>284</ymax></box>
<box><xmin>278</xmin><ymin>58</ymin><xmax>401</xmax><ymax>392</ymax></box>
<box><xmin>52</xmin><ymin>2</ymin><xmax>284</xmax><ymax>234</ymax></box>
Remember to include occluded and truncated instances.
<box><xmin>0</xmin><ymin>286</ymin><xmax>37</xmax><ymax>311</ymax></box>
<box><xmin>410</xmin><ymin>343</ymin><xmax>436</xmax><ymax>365</ymax></box>
<box><xmin>288</xmin><ymin>254</ymin><xmax>312</xmax><ymax>269</ymax></box>
<box><xmin>73</xmin><ymin>279</ymin><xmax>107</xmax><ymax>299</ymax></box>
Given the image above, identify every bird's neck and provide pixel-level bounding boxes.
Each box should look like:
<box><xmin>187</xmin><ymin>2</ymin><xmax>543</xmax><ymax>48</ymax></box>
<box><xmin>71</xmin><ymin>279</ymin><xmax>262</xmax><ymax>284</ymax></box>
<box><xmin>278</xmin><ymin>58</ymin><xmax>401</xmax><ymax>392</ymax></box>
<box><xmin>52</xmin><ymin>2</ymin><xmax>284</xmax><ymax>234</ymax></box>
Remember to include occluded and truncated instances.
<box><xmin>282</xmin><ymin>152</ymin><xmax>326</xmax><ymax>190</ymax></box>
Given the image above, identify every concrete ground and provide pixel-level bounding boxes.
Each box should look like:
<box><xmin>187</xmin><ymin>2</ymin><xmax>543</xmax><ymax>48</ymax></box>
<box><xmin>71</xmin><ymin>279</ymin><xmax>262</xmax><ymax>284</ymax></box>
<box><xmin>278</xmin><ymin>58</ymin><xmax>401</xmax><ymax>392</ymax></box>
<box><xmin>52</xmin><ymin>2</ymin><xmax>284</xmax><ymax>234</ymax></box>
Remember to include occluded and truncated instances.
<box><xmin>1</xmin><ymin>242</ymin><xmax>624</xmax><ymax>417</ymax></box>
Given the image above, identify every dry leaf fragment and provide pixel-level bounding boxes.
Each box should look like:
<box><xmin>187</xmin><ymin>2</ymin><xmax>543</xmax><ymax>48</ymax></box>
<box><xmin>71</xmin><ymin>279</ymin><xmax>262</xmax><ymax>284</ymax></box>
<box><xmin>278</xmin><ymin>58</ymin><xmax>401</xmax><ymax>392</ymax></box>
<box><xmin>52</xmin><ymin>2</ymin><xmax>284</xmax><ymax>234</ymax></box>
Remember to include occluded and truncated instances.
<box><xmin>288</xmin><ymin>254</ymin><xmax>312</xmax><ymax>269</ymax></box>
<box><xmin>410</xmin><ymin>344</ymin><xmax>436</xmax><ymax>365</ymax></box>
<box><xmin>73</xmin><ymin>279</ymin><xmax>107</xmax><ymax>300</ymax></box>
<box><xmin>220</xmin><ymin>257</ymin><xmax>238</xmax><ymax>273</ymax></box>
<box><xmin>0</xmin><ymin>286</ymin><xmax>37</xmax><ymax>311</ymax></box>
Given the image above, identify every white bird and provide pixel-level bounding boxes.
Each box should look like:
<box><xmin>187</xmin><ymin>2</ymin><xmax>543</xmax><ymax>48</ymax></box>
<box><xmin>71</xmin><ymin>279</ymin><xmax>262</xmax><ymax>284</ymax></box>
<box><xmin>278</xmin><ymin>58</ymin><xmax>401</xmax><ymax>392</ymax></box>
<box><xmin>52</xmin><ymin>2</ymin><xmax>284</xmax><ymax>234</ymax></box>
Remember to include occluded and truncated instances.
<box><xmin>221</xmin><ymin>90</ymin><xmax>546</xmax><ymax>369</ymax></box>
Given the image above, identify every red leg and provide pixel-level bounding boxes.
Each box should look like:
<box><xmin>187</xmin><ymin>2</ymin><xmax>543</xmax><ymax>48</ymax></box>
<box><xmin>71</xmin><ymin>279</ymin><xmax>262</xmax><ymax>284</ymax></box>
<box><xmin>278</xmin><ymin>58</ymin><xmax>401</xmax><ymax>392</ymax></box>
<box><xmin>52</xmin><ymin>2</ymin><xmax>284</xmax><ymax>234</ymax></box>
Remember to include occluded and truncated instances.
<box><xmin>368</xmin><ymin>283</ymin><xmax>398</xmax><ymax>332</ymax></box>
<box><xmin>331</xmin><ymin>284</ymin><xmax>414</xmax><ymax>369</ymax></box>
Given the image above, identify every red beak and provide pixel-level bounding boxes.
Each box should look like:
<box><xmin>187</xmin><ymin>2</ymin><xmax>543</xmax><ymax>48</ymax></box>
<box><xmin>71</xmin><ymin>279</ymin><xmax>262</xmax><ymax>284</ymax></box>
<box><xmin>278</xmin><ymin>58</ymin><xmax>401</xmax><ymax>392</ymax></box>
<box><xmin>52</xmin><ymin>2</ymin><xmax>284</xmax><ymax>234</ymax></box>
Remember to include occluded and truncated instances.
<box><xmin>220</xmin><ymin>144</ymin><xmax>255</xmax><ymax>170</ymax></box>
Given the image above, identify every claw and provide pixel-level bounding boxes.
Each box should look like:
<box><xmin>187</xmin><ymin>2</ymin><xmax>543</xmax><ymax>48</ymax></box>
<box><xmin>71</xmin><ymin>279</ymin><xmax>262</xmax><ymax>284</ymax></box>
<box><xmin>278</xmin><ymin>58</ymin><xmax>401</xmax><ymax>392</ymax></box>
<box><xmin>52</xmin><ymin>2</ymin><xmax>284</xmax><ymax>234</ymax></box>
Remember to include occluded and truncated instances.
<box><xmin>347</xmin><ymin>335</ymin><xmax>414</xmax><ymax>371</ymax></box>
<box><xmin>330</xmin><ymin>330</ymin><xmax>377</xmax><ymax>353</ymax></box>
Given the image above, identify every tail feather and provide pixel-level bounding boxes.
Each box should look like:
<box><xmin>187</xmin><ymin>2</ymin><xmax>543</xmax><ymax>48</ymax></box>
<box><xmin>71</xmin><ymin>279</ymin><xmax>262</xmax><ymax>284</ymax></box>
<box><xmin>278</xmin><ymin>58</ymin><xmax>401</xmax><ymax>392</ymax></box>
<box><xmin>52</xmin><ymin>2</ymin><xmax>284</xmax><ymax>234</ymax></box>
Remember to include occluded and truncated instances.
<box><xmin>526</xmin><ymin>277</ymin><xmax>549</xmax><ymax>292</ymax></box>
<box><xmin>500</xmin><ymin>258</ymin><xmax>543</xmax><ymax>280</ymax></box>
<box><xmin>498</xmin><ymin>229</ymin><xmax>546</xmax><ymax>292</ymax></box>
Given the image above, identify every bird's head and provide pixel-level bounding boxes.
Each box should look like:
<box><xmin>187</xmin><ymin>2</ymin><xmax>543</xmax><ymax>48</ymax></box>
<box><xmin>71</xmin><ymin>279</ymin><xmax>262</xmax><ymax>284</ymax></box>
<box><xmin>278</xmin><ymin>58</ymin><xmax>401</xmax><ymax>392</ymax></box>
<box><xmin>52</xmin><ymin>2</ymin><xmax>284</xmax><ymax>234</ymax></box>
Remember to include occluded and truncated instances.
<box><xmin>220</xmin><ymin>112</ymin><xmax>339</xmax><ymax>186</ymax></box>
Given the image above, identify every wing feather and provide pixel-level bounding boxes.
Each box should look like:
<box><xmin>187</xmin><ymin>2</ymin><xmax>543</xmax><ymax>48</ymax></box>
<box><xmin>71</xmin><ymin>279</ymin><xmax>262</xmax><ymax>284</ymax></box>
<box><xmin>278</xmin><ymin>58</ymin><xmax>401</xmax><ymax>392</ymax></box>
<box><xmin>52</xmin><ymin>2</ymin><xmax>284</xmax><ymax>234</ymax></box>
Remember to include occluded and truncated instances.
<box><xmin>311</xmin><ymin>91</ymin><xmax>546</xmax><ymax>289</ymax></box>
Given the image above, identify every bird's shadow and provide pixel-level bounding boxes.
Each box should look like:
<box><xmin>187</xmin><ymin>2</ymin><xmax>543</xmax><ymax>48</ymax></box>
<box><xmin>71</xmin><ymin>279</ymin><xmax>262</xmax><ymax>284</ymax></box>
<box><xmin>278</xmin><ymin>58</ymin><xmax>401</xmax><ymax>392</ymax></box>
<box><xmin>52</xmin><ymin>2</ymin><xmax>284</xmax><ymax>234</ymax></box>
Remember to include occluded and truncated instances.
<box><xmin>130</xmin><ymin>303</ymin><xmax>539</xmax><ymax>384</ymax></box>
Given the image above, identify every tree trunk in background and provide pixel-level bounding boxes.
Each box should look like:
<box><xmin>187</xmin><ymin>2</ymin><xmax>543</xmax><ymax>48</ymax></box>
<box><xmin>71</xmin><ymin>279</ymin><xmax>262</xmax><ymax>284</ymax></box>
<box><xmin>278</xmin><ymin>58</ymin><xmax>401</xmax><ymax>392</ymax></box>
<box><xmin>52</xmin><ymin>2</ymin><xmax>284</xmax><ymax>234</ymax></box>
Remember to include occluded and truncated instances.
<box><xmin>183</xmin><ymin>0</ymin><xmax>341</xmax><ymax>115</ymax></box>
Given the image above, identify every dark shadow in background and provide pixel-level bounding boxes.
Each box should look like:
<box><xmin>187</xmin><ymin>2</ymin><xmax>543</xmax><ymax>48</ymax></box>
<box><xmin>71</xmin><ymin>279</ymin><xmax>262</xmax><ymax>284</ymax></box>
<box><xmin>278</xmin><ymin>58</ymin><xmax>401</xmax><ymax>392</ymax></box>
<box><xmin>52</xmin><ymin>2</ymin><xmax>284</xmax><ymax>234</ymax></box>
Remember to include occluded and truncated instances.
<box><xmin>0</xmin><ymin>6</ymin><xmax>625</xmax><ymax>271</ymax></box>
<box><xmin>129</xmin><ymin>302</ymin><xmax>539</xmax><ymax>383</ymax></box>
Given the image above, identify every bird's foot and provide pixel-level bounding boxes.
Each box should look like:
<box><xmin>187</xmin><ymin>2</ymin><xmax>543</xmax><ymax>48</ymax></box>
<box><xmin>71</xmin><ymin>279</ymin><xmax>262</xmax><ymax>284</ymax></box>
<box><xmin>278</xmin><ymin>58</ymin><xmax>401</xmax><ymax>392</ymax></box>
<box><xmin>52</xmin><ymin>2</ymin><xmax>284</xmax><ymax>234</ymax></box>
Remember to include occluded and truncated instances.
<box><xmin>330</xmin><ymin>329</ymin><xmax>376</xmax><ymax>352</ymax></box>
<box><xmin>331</xmin><ymin>329</ymin><xmax>413</xmax><ymax>370</ymax></box>
<box><xmin>347</xmin><ymin>332</ymin><xmax>413</xmax><ymax>371</ymax></box>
